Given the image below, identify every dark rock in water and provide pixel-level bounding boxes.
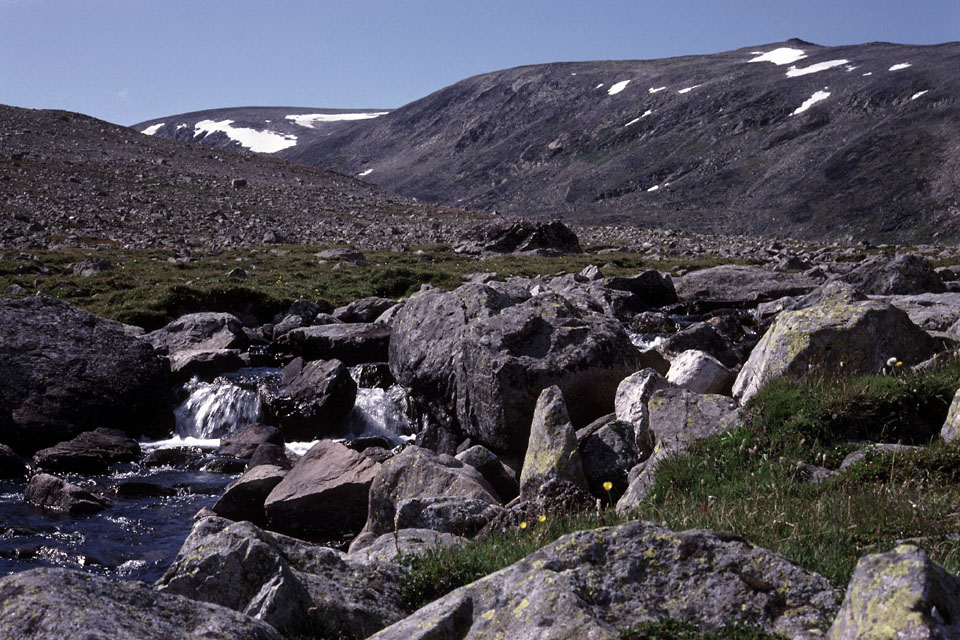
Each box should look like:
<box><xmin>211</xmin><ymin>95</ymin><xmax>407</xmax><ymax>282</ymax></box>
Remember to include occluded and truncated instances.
<box><xmin>25</xmin><ymin>472</ymin><xmax>111</xmax><ymax>514</ymax></box>
<box><xmin>461</xmin><ymin>220</ymin><xmax>583</xmax><ymax>255</ymax></box>
<box><xmin>264</xmin><ymin>357</ymin><xmax>357</xmax><ymax>441</ymax></box>
<box><xmin>143</xmin><ymin>446</ymin><xmax>205</xmax><ymax>468</ymax></box>
<box><xmin>264</xmin><ymin>440</ymin><xmax>380</xmax><ymax>540</ymax></box>
<box><xmin>202</xmin><ymin>458</ymin><xmax>247</xmax><ymax>473</ymax></box>
<box><xmin>247</xmin><ymin>442</ymin><xmax>294</xmax><ymax>470</ymax></box>
<box><xmin>0</xmin><ymin>443</ymin><xmax>26</xmax><ymax>479</ymax></box>
<box><xmin>0</xmin><ymin>567</ymin><xmax>284</xmax><ymax>640</ymax></box>
<box><xmin>359</xmin><ymin>446</ymin><xmax>394</xmax><ymax>464</ymax></box>
<box><xmin>278</xmin><ymin>323</ymin><xmax>391</xmax><ymax>364</ymax></box>
<box><xmin>840</xmin><ymin>253</ymin><xmax>946</xmax><ymax>295</ymax></box>
<box><xmin>213</xmin><ymin>464</ymin><xmax>287</xmax><ymax>525</ymax></box>
<box><xmin>0</xmin><ymin>296</ymin><xmax>172</xmax><ymax>454</ymax></box>
<box><xmin>156</xmin><ymin>516</ymin><xmax>405</xmax><ymax>638</ymax></box>
<box><xmin>351</xmin><ymin>362</ymin><xmax>396</xmax><ymax>388</ymax></box>
<box><xmin>217</xmin><ymin>423</ymin><xmax>284</xmax><ymax>459</ymax></box>
<box><xmin>343</xmin><ymin>435</ymin><xmax>395</xmax><ymax>452</ymax></box>
<box><xmin>630</xmin><ymin>310</ymin><xmax>678</xmax><ymax>334</ymax></box>
<box><xmin>33</xmin><ymin>428</ymin><xmax>140</xmax><ymax>474</ymax></box>
<box><xmin>334</xmin><ymin>296</ymin><xmax>398</xmax><ymax>323</ymax></box>
<box><xmin>116</xmin><ymin>481</ymin><xmax>178</xmax><ymax>499</ymax></box>
<box><xmin>167</xmin><ymin>348</ymin><xmax>245</xmax><ymax>381</ymax></box>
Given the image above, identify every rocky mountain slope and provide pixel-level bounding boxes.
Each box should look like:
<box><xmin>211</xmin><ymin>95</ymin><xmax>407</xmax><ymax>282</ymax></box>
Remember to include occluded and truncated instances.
<box><xmin>0</xmin><ymin>104</ymin><xmax>474</xmax><ymax>250</ymax></box>
<box><xmin>269</xmin><ymin>39</ymin><xmax>959</xmax><ymax>244</ymax></box>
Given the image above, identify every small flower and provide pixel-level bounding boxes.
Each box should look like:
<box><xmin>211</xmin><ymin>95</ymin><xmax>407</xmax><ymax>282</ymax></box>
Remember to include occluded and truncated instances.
<box><xmin>519</xmin><ymin>521</ymin><xmax>527</xmax><ymax>530</ymax></box>
<box><xmin>602</xmin><ymin>481</ymin><xmax>613</xmax><ymax>492</ymax></box>
<box><xmin>538</xmin><ymin>515</ymin><xmax>546</xmax><ymax>523</ymax></box>
<box><xmin>896</xmin><ymin>361</ymin><xmax>903</xmax><ymax>367</ymax></box>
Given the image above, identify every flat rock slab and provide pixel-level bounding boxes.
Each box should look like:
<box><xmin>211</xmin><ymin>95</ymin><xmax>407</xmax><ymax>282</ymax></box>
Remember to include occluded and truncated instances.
<box><xmin>33</xmin><ymin>427</ymin><xmax>140</xmax><ymax>474</ymax></box>
<box><xmin>279</xmin><ymin>323</ymin><xmax>390</xmax><ymax>364</ymax></box>
<box><xmin>674</xmin><ymin>264</ymin><xmax>819</xmax><ymax>303</ymax></box>
<box><xmin>0</xmin><ymin>567</ymin><xmax>283</xmax><ymax>640</ymax></box>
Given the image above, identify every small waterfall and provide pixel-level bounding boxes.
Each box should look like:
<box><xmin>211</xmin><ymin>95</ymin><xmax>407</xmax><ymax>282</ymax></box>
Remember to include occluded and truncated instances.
<box><xmin>344</xmin><ymin>385</ymin><xmax>417</xmax><ymax>444</ymax></box>
<box><xmin>173</xmin><ymin>369</ymin><xmax>278</xmax><ymax>440</ymax></box>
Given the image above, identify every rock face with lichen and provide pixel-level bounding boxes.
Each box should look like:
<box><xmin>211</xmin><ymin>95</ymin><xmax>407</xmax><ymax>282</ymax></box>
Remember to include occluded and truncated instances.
<box><xmin>828</xmin><ymin>544</ymin><xmax>960</xmax><ymax>639</ymax></box>
<box><xmin>369</xmin><ymin>520</ymin><xmax>839</xmax><ymax>640</ymax></box>
<box><xmin>519</xmin><ymin>385</ymin><xmax>588</xmax><ymax>501</ymax></box>
<box><xmin>733</xmin><ymin>296</ymin><xmax>939</xmax><ymax>404</ymax></box>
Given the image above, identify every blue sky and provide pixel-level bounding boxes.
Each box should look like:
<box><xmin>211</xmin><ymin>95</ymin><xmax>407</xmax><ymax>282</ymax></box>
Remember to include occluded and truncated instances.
<box><xmin>1</xmin><ymin>0</ymin><xmax>956</xmax><ymax>125</ymax></box>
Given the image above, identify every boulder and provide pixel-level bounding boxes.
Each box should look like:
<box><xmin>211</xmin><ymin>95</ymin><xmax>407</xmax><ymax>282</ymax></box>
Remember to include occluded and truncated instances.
<box><xmin>165</xmin><ymin>348</ymin><xmax>245</xmax><ymax>381</ymax></box>
<box><xmin>733</xmin><ymin>298</ymin><xmax>940</xmax><ymax>404</ymax></box>
<box><xmin>614</xmin><ymin>368</ymin><xmax>670</xmax><ymax>453</ymax></box>
<box><xmin>658</xmin><ymin>321</ymin><xmax>743</xmax><ymax>368</ymax></box>
<box><xmin>577</xmin><ymin>418</ymin><xmax>639</xmax><ymax>501</ymax></box>
<box><xmin>348</xmin><ymin>528</ymin><xmax>465</xmax><ymax>564</ymax></box>
<box><xmin>665</xmin><ymin>349</ymin><xmax>735</xmax><ymax>395</ymax></box>
<box><xmin>674</xmin><ymin>264</ymin><xmax>819</xmax><ymax>302</ymax></box>
<box><xmin>839</xmin><ymin>443</ymin><xmax>922</xmax><ymax>470</ymax></box>
<box><xmin>0</xmin><ymin>442</ymin><xmax>26</xmax><ymax>479</ymax></box>
<box><xmin>263</xmin><ymin>358</ymin><xmax>357</xmax><ymax>441</ymax></box>
<box><xmin>875</xmin><ymin>292</ymin><xmax>960</xmax><ymax>332</ymax></box>
<box><xmin>456</xmin><ymin>444</ymin><xmax>519</xmax><ymax>503</ymax></box>
<box><xmin>943</xmin><ymin>389</ymin><xmax>960</xmax><ymax>443</ymax></box>
<box><xmin>213</xmin><ymin>464</ymin><xmax>288</xmax><ymax>525</ymax></box>
<box><xmin>33</xmin><ymin>428</ymin><xmax>140</xmax><ymax>474</ymax></box>
<box><xmin>0</xmin><ymin>567</ymin><xmax>284</xmax><ymax>640</ymax></box>
<box><xmin>0</xmin><ymin>297</ymin><xmax>171</xmax><ymax>453</ymax></box>
<box><xmin>840</xmin><ymin>253</ymin><xmax>946</xmax><ymax>295</ymax></box>
<box><xmin>143</xmin><ymin>312</ymin><xmax>248</xmax><ymax>379</ymax></box>
<box><xmin>461</xmin><ymin>220</ymin><xmax>582</xmax><ymax>255</ymax></box>
<box><xmin>217</xmin><ymin>423</ymin><xmax>284</xmax><ymax>459</ymax></box>
<box><xmin>264</xmin><ymin>440</ymin><xmax>379</xmax><ymax>540</ymax></box>
<box><xmin>24</xmin><ymin>472</ymin><xmax>111</xmax><ymax>514</ymax></box>
<box><xmin>369</xmin><ymin>521</ymin><xmax>838</xmax><ymax>640</ymax></box>
<box><xmin>363</xmin><ymin>445</ymin><xmax>500</xmax><ymax>537</ymax></box>
<box><xmin>603</xmin><ymin>270</ymin><xmax>679</xmax><ymax>309</ymax></box>
<box><xmin>143</xmin><ymin>446</ymin><xmax>204</xmax><ymax>468</ymax></box>
<box><xmin>391</xmin><ymin>283</ymin><xmax>643</xmax><ymax>454</ymax></box>
<box><xmin>317</xmin><ymin>247</ymin><xmax>368</xmax><ymax>265</ymax></box>
<box><xmin>395</xmin><ymin>496</ymin><xmax>504</xmax><ymax>537</ymax></box>
<box><xmin>828</xmin><ymin>545</ymin><xmax>960</xmax><ymax>639</ymax></box>
<box><xmin>352</xmin><ymin>362</ymin><xmax>397</xmax><ymax>388</ymax></box>
<box><xmin>518</xmin><ymin>386</ymin><xmax>588</xmax><ymax>501</ymax></box>
<box><xmin>157</xmin><ymin>516</ymin><xmax>405</xmax><ymax>638</ymax></box>
<box><xmin>248</xmin><ymin>442</ymin><xmax>294</xmax><ymax>470</ymax></box>
<box><xmin>278</xmin><ymin>323</ymin><xmax>390</xmax><ymax>364</ymax></box>
<box><xmin>334</xmin><ymin>296</ymin><xmax>398</xmax><ymax>323</ymax></box>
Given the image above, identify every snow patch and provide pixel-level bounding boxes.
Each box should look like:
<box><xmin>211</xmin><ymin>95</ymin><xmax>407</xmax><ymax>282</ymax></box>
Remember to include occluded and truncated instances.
<box><xmin>596</xmin><ymin>83</ymin><xmax>604</xmax><ymax>89</ymax></box>
<box><xmin>792</xmin><ymin>90</ymin><xmax>831</xmax><ymax>115</ymax></box>
<box><xmin>845</xmin><ymin>65</ymin><xmax>858</xmax><ymax>72</ymax></box>
<box><xmin>785</xmin><ymin>59</ymin><xmax>849</xmax><ymax>77</ymax></box>
<box><xmin>358</xmin><ymin>168</ymin><xmax>373</xmax><ymax>177</ymax></box>
<box><xmin>176</xmin><ymin>123</ymin><xmax>188</xmax><ymax>130</ymax></box>
<box><xmin>748</xmin><ymin>48</ymin><xmax>807</xmax><ymax>65</ymax></box>
<box><xmin>141</xmin><ymin>123</ymin><xmax>164</xmax><ymax>136</ymax></box>
<box><xmin>624</xmin><ymin>117</ymin><xmax>641</xmax><ymax>127</ymax></box>
<box><xmin>862</xmin><ymin>72</ymin><xmax>873</xmax><ymax>76</ymax></box>
<box><xmin>911</xmin><ymin>90</ymin><xmax>928</xmax><ymax>100</ymax></box>
<box><xmin>678</xmin><ymin>85</ymin><xmax>701</xmax><ymax>94</ymax></box>
<box><xmin>647</xmin><ymin>185</ymin><xmax>660</xmax><ymax>192</ymax></box>
<box><xmin>642</xmin><ymin>109</ymin><xmax>653</xmax><ymax>118</ymax></box>
<box><xmin>285</xmin><ymin>112</ymin><xmax>388</xmax><ymax>128</ymax></box>
<box><xmin>889</xmin><ymin>63</ymin><xmax>912</xmax><ymax>71</ymax></box>
<box><xmin>193</xmin><ymin>120</ymin><xmax>297</xmax><ymax>153</ymax></box>
<box><xmin>608</xmin><ymin>80</ymin><xmax>631</xmax><ymax>95</ymax></box>
<box><xmin>648</xmin><ymin>86</ymin><xmax>666</xmax><ymax>94</ymax></box>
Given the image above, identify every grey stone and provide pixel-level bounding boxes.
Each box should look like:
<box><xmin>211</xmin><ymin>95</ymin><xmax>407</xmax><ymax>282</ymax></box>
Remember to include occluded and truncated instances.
<box><xmin>665</xmin><ymin>349</ymin><xmax>735</xmax><ymax>395</ymax></box>
<box><xmin>456</xmin><ymin>444</ymin><xmax>519</xmax><ymax>503</ymax></box>
<box><xmin>213</xmin><ymin>464</ymin><xmax>288</xmax><ymax>525</ymax></box>
<box><xmin>334</xmin><ymin>296</ymin><xmax>398</xmax><ymax>323</ymax></box>
<box><xmin>33</xmin><ymin>427</ymin><xmax>140</xmax><ymax>474</ymax></box>
<box><xmin>395</xmin><ymin>496</ymin><xmax>505</xmax><ymax>537</ymax></box>
<box><xmin>348</xmin><ymin>528</ymin><xmax>466</xmax><ymax>564</ymax></box>
<box><xmin>674</xmin><ymin>264</ymin><xmax>819</xmax><ymax>302</ymax></box>
<box><xmin>840</xmin><ymin>253</ymin><xmax>945</xmax><ymax>295</ymax></box>
<box><xmin>263</xmin><ymin>357</ymin><xmax>357</xmax><ymax>441</ymax></box>
<box><xmin>24</xmin><ymin>472</ymin><xmax>111</xmax><ymax>514</ymax></box>
<box><xmin>217</xmin><ymin>423</ymin><xmax>284</xmax><ymax>459</ymax></box>
<box><xmin>279</xmin><ymin>322</ymin><xmax>391</xmax><ymax>364</ymax></box>
<box><xmin>943</xmin><ymin>389</ymin><xmax>960</xmax><ymax>443</ymax></box>
<box><xmin>578</xmin><ymin>418</ymin><xmax>639</xmax><ymax>500</ymax></box>
<box><xmin>519</xmin><ymin>386</ymin><xmax>588</xmax><ymax>501</ymax></box>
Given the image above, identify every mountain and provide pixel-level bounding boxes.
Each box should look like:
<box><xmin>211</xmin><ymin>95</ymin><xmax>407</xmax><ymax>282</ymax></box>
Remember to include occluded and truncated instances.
<box><xmin>275</xmin><ymin>39</ymin><xmax>960</xmax><ymax>243</ymax></box>
<box><xmin>133</xmin><ymin>106</ymin><xmax>390</xmax><ymax>155</ymax></box>
<box><xmin>0</xmin><ymin>104</ymin><xmax>475</xmax><ymax>250</ymax></box>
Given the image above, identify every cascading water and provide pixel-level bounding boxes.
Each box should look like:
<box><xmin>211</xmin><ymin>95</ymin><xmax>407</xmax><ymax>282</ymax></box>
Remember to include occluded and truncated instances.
<box><xmin>173</xmin><ymin>368</ymin><xmax>279</xmax><ymax>439</ymax></box>
<box><xmin>344</xmin><ymin>384</ymin><xmax>417</xmax><ymax>444</ymax></box>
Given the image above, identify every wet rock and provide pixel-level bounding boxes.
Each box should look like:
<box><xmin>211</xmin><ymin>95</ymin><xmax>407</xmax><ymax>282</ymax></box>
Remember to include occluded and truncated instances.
<box><xmin>144</xmin><ymin>311</ymin><xmax>248</xmax><ymax>353</ymax></box>
<box><xmin>665</xmin><ymin>349</ymin><xmax>735</xmax><ymax>395</ymax></box>
<box><xmin>603</xmin><ymin>270</ymin><xmax>679</xmax><ymax>309</ymax></box>
<box><xmin>733</xmin><ymin>298</ymin><xmax>939</xmax><ymax>404</ymax></box>
<box><xmin>248</xmin><ymin>442</ymin><xmax>294</xmax><ymax>470</ymax></box>
<box><xmin>0</xmin><ymin>567</ymin><xmax>284</xmax><ymax>640</ymax></box>
<box><xmin>828</xmin><ymin>545</ymin><xmax>960</xmax><ymax>639</ymax></box>
<box><xmin>0</xmin><ymin>296</ymin><xmax>171</xmax><ymax>453</ymax></box>
<box><xmin>351</xmin><ymin>362</ymin><xmax>396</xmax><ymax>388</ymax></box>
<box><xmin>371</xmin><ymin>521</ymin><xmax>838</xmax><ymax>640</ymax></box>
<box><xmin>348</xmin><ymin>528</ymin><xmax>465</xmax><ymax>564</ymax></box>
<box><xmin>518</xmin><ymin>386</ymin><xmax>588</xmax><ymax>501</ymax></box>
<box><xmin>202</xmin><ymin>458</ymin><xmax>247</xmax><ymax>473</ymax></box>
<box><xmin>33</xmin><ymin>427</ymin><xmax>140</xmax><ymax>474</ymax></box>
<box><xmin>0</xmin><ymin>443</ymin><xmax>26</xmax><ymax>479</ymax></box>
<box><xmin>264</xmin><ymin>440</ymin><xmax>380</xmax><ymax>540</ymax></box>
<box><xmin>263</xmin><ymin>357</ymin><xmax>357</xmax><ymax>441</ymax></box>
<box><xmin>213</xmin><ymin>464</ymin><xmax>287</xmax><ymax>525</ymax></box>
<box><xmin>279</xmin><ymin>323</ymin><xmax>391</xmax><ymax>364</ymax></box>
<box><xmin>363</xmin><ymin>445</ymin><xmax>500</xmax><ymax>537</ymax></box>
<box><xmin>24</xmin><ymin>472</ymin><xmax>111</xmax><ymax>514</ymax></box>
<box><xmin>143</xmin><ymin>446</ymin><xmax>204</xmax><ymax>468</ymax></box>
<box><xmin>217</xmin><ymin>423</ymin><xmax>284</xmax><ymax>459</ymax></box>
<box><xmin>157</xmin><ymin>516</ymin><xmax>404</xmax><ymax>638</ymax></box>
<box><xmin>166</xmin><ymin>348</ymin><xmax>245</xmax><ymax>381</ymax></box>
<box><xmin>629</xmin><ymin>310</ymin><xmax>677</xmax><ymax>334</ymax></box>
<box><xmin>334</xmin><ymin>296</ymin><xmax>398</xmax><ymax>323</ymax></box>
<box><xmin>840</xmin><ymin>253</ymin><xmax>945</xmax><ymax>295</ymax></box>
<box><xmin>659</xmin><ymin>321</ymin><xmax>743</xmax><ymax>369</ymax></box>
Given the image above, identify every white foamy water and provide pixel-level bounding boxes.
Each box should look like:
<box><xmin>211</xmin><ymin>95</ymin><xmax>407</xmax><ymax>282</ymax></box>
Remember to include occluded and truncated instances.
<box><xmin>345</xmin><ymin>385</ymin><xmax>416</xmax><ymax>442</ymax></box>
<box><xmin>173</xmin><ymin>376</ymin><xmax>264</xmax><ymax>440</ymax></box>
<box><xmin>628</xmin><ymin>332</ymin><xmax>666</xmax><ymax>352</ymax></box>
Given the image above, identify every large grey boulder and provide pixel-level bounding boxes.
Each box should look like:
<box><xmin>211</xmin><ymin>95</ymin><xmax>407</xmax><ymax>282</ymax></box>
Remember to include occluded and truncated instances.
<box><xmin>33</xmin><ymin>427</ymin><xmax>140</xmax><ymax>474</ymax></box>
<box><xmin>213</xmin><ymin>464</ymin><xmax>288</xmax><ymax>525</ymax></box>
<box><xmin>614</xmin><ymin>368</ymin><xmax>670</xmax><ymax>453</ymax></box>
<box><xmin>577</xmin><ymin>417</ymin><xmax>639</xmax><ymax>501</ymax></box>
<box><xmin>264</xmin><ymin>440</ymin><xmax>379</xmax><ymax>540</ymax></box>
<box><xmin>370</xmin><ymin>521</ymin><xmax>838</xmax><ymax>640</ymax></box>
<box><xmin>349</xmin><ymin>528</ymin><xmax>465</xmax><ymax>564</ymax></box>
<box><xmin>840</xmin><ymin>253</ymin><xmax>945</xmax><ymax>295</ymax></box>
<box><xmin>263</xmin><ymin>357</ymin><xmax>357</xmax><ymax>441</ymax></box>
<box><xmin>0</xmin><ymin>297</ymin><xmax>171</xmax><ymax>453</ymax></box>
<box><xmin>0</xmin><ymin>567</ymin><xmax>283</xmax><ymax>640</ymax></box>
<box><xmin>334</xmin><ymin>296</ymin><xmax>398</xmax><ymax>323</ymax></box>
<box><xmin>217</xmin><ymin>423</ymin><xmax>284</xmax><ymax>459</ymax></box>
<box><xmin>25</xmin><ymin>472</ymin><xmax>111</xmax><ymax>514</ymax></box>
<box><xmin>733</xmin><ymin>298</ymin><xmax>939</xmax><ymax>404</ymax></box>
<box><xmin>395</xmin><ymin>496</ymin><xmax>505</xmax><ymax>537</ymax></box>
<box><xmin>157</xmin><ymin>516</ymin><xmax>405</xmax><ymax>638</ymax></box>
<box><xmin>363</xmin><ymin>445</ymin><xmax>500</xmax><ymax>537</ymax></box>
<box><xmin>518</xmin><ymin>386</ymin><xmax>588</xmax><ymax>501</ymax></box>
<box><xmin>666</xmin><ymin>349</ymin><xmax>735</xmax><ymax>395</ymax></box>
<box><xmin>828</xmin><ymin>544</ymin><xmax>960</xmax><ymax>639</ymax></box>
<box><xmin>278</xmin><ymin>323</ymin><xmax>391</xmax><ymax>364</ymax></box>
<box><xmin>143</xmin><ymin>311</ymin><xmax>248</xmax><ymax>380</ymax></box>
<box><xmin>674</xmin><ymin>264</ymin><xmax>819</xmax><ymax>302</ymax></box>
<box><xmin>875</xmin><ymin>292</ymin><xmax>960</xmax><ymax>332</ymax></box>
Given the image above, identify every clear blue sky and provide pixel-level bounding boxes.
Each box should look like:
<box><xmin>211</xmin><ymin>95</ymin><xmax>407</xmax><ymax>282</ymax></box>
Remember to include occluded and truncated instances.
<box><xmin>2</xmin><ymin>0</ymin><xmax>956</xmax><ymax>126</ymax></box>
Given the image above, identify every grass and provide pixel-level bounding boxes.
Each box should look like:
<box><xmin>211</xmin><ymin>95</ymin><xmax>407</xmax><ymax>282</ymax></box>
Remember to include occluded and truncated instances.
<box><xmin>619</xmin><ymin>619</ymin><xmax>783</xmax><ymax>639</ymax></box>
<box><xmin>0</xmin><ymin>244</ymin><xmax>737</xmax><ymax>330</ymax></box>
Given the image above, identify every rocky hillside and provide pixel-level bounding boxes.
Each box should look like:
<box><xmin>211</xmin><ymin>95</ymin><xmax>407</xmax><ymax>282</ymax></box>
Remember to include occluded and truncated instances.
<box><xmin>275</xmin><ymin>39</ymin><xmax>960</xmax><ymax>244</ymax></box>
<box><xmin>0</xmin><ymin>104</ymin><xmax>477</xmax><ymax>250</ymax></box>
